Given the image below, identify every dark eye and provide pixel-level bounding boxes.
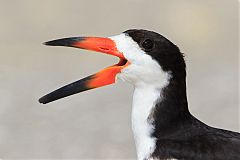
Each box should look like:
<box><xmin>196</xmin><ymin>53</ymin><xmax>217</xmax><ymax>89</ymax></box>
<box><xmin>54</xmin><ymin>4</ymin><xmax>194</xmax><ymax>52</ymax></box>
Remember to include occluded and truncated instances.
<box><xmin>141</xmin><ymin>39</ymin><xmax>154</xmax><ymax>51</ymax></box>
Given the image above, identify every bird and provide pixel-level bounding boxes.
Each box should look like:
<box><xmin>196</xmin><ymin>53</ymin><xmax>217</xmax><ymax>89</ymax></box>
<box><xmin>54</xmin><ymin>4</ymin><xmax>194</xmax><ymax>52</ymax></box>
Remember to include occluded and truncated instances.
<box><xmin>39</xmin><ymin>29</ymin><xmax>240</xmax><ymax>160</ymax></box>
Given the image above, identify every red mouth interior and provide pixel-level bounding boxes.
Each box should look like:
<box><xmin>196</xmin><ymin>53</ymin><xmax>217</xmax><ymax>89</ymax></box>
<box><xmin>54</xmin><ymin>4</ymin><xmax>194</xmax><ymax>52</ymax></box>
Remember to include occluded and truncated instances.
<box><xmin>117</xmin><ymin>58</ymin><xmax>128</xmax><ymax>66</ymax></box>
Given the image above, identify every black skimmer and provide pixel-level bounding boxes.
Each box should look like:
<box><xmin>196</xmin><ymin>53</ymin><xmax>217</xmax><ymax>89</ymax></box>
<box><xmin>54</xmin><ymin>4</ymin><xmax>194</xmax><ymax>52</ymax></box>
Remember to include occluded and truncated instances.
<box><xmin>39</xmin><ymin>29</ymin><xmax>240</xmax><ymax>160</ymax></box>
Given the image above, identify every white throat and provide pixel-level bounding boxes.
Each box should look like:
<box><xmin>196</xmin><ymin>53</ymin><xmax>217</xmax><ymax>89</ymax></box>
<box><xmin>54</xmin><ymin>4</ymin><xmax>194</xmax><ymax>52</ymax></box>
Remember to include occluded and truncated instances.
<box><xmin>131</xmin><ymin>86</ymin><xmax>160</xmax><ymax>160</ymax></box>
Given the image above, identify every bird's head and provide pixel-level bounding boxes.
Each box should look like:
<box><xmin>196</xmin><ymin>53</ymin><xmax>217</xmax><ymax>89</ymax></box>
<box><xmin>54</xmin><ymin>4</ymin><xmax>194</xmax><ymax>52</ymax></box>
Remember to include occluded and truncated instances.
<box><xmin>39</xmin><ymin>29</ymin><xmax>185</xmax><ymax>104</ymax></box>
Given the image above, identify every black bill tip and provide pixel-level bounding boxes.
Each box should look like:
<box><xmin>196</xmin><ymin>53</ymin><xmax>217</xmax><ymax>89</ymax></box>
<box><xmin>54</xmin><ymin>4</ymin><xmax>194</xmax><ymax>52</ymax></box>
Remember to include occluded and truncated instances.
<box><xmin>44</xmin><ymin>37</ymin><xmax>85</xmax><ymax>47</ymax></box>
<box><xmin>38</xmin><ymin>76</ymin><xmax>93</xmax><ymax>104</ymax></box>
<box><xmin>39</xmin><ymin>96</ymin><xmax>49</xmax><ymax>104</ymax></box>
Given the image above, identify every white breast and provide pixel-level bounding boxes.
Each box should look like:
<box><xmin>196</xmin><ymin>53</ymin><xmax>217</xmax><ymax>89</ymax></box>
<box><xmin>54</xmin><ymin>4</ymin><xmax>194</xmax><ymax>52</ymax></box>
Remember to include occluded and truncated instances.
<box><xmin>132</xmin><ymin>86</ymin><xmax>160</xmax><ymax>160</ymax></box>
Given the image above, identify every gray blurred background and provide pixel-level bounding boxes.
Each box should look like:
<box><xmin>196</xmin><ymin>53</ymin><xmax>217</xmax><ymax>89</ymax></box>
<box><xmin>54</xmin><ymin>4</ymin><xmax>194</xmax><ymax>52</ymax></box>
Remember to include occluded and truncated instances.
<box><xmin>0</xmin><ymin>0</ymin><xmax>239</xmax><ymax>159</ymax></box>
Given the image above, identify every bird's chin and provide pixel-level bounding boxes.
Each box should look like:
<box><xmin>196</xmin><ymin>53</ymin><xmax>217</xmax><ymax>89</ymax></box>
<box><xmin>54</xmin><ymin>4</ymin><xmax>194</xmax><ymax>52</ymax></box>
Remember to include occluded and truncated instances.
<box><xmin>116</xmin><ymin>65</ymin><xmax>141</xmax><ymax>85</ymax></box>
<box><xmin>117</xmin><ymin>72</ymin><xmax>133</xmax><ymax>84</ymax></box>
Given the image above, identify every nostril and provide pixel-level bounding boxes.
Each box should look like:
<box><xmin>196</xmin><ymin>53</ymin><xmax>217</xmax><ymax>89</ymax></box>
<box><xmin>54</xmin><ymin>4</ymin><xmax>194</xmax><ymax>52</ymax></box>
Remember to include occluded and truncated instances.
<box><xmin>99</xmin><ymin>47</ymin><xmax>110</xmax><ymax>51</ymax></box>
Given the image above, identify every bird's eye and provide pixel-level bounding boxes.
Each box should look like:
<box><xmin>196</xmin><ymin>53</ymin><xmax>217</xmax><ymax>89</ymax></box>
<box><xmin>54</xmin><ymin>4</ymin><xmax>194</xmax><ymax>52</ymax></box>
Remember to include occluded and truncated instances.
<box><xmin>141</xmin><ymin>39</ymin><xmax>154</xmax><ymax>51</ymax></box>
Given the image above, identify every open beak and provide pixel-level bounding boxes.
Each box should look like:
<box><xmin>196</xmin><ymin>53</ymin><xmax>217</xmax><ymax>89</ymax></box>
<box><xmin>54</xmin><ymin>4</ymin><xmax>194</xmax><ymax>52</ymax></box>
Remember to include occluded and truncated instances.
<box><xmin>39</xmin><ymin>36</ymin><xmax>128</xmax><ymax>104</ymax></box>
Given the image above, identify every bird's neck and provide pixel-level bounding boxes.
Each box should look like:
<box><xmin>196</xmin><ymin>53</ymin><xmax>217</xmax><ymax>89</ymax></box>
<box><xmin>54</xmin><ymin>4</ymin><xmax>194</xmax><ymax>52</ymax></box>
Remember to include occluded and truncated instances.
<box><xmin>131</xmin><ymin>76</ymin><xmax>190</xmax><ymax>160</ymax></box>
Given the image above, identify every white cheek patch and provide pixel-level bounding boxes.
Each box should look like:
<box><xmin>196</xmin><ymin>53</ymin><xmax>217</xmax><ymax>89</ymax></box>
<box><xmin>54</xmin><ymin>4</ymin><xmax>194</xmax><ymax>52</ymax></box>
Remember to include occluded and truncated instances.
<box><xmin>109</xmin><ymin>33</ymin><xmax>170</xmax><ymax>89</ymax></box>
<box><xmin>110</xmin><ymin>33</ymin><xmax>148</xmax><ymax>65</ymax></box>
